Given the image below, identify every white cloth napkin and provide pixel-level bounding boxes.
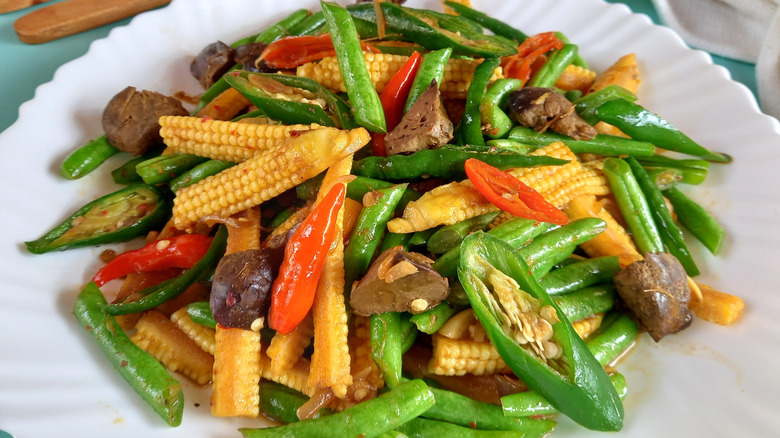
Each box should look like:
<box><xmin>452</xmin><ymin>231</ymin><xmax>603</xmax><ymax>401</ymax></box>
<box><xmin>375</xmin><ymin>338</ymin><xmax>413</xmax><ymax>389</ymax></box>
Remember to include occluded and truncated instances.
<box><xmin>651</xmin><ymin>0</ymin><xmax>780</xmax><ymax>120</ymax></box>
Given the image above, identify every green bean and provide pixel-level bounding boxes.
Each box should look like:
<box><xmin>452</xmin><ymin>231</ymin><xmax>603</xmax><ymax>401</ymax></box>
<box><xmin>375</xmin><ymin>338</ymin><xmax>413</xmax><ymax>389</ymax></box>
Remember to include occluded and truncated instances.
<box><xmin>405</xmin><ymin>48</ymin><xmax>453</xmax><ymax>112</ymax></box>
<box><xmin>409</xmin><ymin>302</ymin><xmax>458</xmax><ymax>334</ymax></box>
<box><xmin>380</xmin><ymin>232</ymin><xmax>413</xmax><ymax>253</ymax></box>
<box><xmin>103</xmin><ymin>226</ymin><xmax>227</xmax><ymax>315</ymax></box>
<box><xmin>322</xmin><ymin>1</ymin><xmax>386</xmax><ymax>133</ymax></box>
<box><xmin>443</xmin><ymin>1</ymin><xmax>528</xmax><ymax>43</ymax></box>
<box><xmin>371</xmin><ymin>312</ymin><xmax>403</xmax><ymax>387</ymax></box>
<box><xmin>540</xmin><ymin>256</ymin><xmax>620</xmax><ymax>295</ymax></box>
<box><xmin>344</xmin><ymin>184</ymin><xmax>409</xmax><ymax>295</ymax></box>
<box><xmin>508</xmin><ymin>126</ymin><xmax>655</xmax><ymax>157</ymax></box>
<box><xmin>169</xmin><ymin>159</ymin><xmax>236</xmax><ymax>192</ymax></box>
<box><xmin>564</xmin><ymin>89</ymin><xmax>583</xmax><ymax>101</ymax></box>
<box><xmin>553</xmin><ymin>283</ymin><xmax>616</xmax><ymax>321</ymax></box>
<box><xmin>663</xmin><ymin>186</ymin><xmax>726</xmax><ymax>255</ymax></box>
<box><xmin>432</xmin><ymin>217</ymin><xmax>553</xmax><ymax>278</ymax></box>
<box><xmin>186</xmin><ymin>301</ymin><xmax>217</xmax><ymax>329</ymax></box>
<box><xmin>462</xmin><ymin>57</ymin><xmax>502</xmax><ymax>146</ymax></box>
<box><xmin>573</xmin><ymin>84</ymin><xmax>637</xmax><ymax>125</ymax></box>
<box><xmin>587</xmin><ymin>313</ymin><xmax>640</xmax><ymax>366</ymax></box>
<box><xmin>603</xmin><ymin>157</ymin><xmax>664</xmax><ymax>254</ymax></box>
<box><xmin>427</xmin><ymin>212</ymin><xmax>500</xmax><ymax>254</ymax></box>
<box><xmin>484</xmin><ymin>139</ymin><xmax>537</xmax><ymax>154</ymax></box>
<box><xmin>73</xmin><ymin>282</ymin><xmax>183</xmax><ymax>426</ymax></box>
<box><xmin>60</xmin><ymin>135</ymin><xmax>118</xmax><ymax>180</ymax></box>
<box><xmin>399</xmin><ymin>312</ymin><xmax>419</xmax><ymax>354</ymax></box>
<box><xmin>626</xmin><ymin>157</ymin><xmax>699</xmax><ymax>275</ymax></box>
<box><xmin>135</xmin><ymin>154</ymin><xmax>209</xmax><ymax>185</ymax></box>
<box><xmin>346</xmin><ymin>176</ymin><xmax>422</xmax><ymax>213</ymax></box>
<box><xmin>110</xmin><ymin>149</ymin><xmax>161</xmax><ymax>185</ymax></box>
<box><xmin>240</xmin><ymin>379</ymin><xmax>435</xmax><ymax>438</ymax></box>
<box><xmin>231</xmin><ymin>9</ymin><xmax>309</xmax><ymax>46</ymax></box>
<box><xmin>484</xmin><ymin>78</ymin><xmax>523</xmax><ymax>110</ymax></box>
<box><xmin>288</xmin><ymin>11</ymin><xmax>326</xmax><ymax>36</ymax></box>
<box><xmin>268</xmin><ymin>206</ymin><xmax>296</xmax><ymax>229</ymax></box>
<box><xmin>480</xmin><ymin>98</ymin><xmax>513</xmax><ymax>139</ymax></box>
<box><xmin>259</xmin><ymin>380</ymin><xmax>331</xmax><ymax>424</ymax></box>
<box><xmin>553</xmin><ymin>32</ymin><xmax>587</xmax><ymax>68</ymax></box>
<box><xmin>377</xmin><ymin>431</ymin><xmax>409</xmax><ymax>438</ymax></box>
<box><xmin>516</xmin><ymin>217</ymin><xmax>608</xmax><ymax>279</ymax></box>
<box><xmin>398</xmin><ymin>417</ymin><xmax>550</xmax><ymax>438</ymax></box>
<box><xmin>643</xmin><ymin>167</ymin><xmax>683</xmax><ymax>190</ymax></box>
<box><xmin>636</xmin><ymin>154</ymin><xmax>709</xmax><ymax>185</ymax></box>
<box><xmin>408</xmin><ymin>228</ymin><xmax>438</xmax><ymax>249</ymax></box>
<box><xmin>528</xmin><ymin>44</ymin><xmax>578</xmax><ymax>88</ymax></box>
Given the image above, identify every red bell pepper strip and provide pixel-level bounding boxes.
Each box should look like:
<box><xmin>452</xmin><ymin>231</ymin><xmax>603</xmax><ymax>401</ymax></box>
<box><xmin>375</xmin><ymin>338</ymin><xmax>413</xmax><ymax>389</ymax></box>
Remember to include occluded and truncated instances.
<box><xmin>268</xmin><ymin>183</ymin><xmax>347</xmax><ymax>334</ymax></box>
<box><xmin>260</xmin><ymin>34</ymin><xmax>378</xmax><ymax>69</ymax></box>
<box><xmin>92</xmin><ymin>234</ymin><xmax>213</xmax><ymax>287</ymax></box>
<box><xmin>501</xmin><ymin>32</ymin><xmax>563</xmax><ymax>83</ymax></box>
<box><xmin>371</xmin><ymin>51</ymin><xmax>422</xmax><ymax>156</ymax></box>
<box><xmin>464</xmin><ymin>158</ymin><xmax>569</xmax><ymax>226</ymax></box>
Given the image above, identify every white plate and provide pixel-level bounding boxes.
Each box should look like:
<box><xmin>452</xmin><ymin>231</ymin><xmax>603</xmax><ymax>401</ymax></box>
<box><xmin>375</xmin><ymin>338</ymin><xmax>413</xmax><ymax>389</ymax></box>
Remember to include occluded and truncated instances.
<box><xmin>1</xmin><ymin>0</ymin><xmax>779</xmax><ymax>436</ymax></box>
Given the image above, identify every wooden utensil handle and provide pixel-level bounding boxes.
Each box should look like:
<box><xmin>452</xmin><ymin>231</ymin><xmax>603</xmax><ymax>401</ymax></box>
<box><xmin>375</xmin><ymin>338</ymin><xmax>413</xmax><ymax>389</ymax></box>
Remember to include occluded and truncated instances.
<box><xmin>14</xmin><ymin>0</ymin><xmax>171</xmax><ymax>44</ymax></box>
<box><xmin>0</xmin><ymin>0</ymin><xmax>52</xmax><ymax>15</ymax></box>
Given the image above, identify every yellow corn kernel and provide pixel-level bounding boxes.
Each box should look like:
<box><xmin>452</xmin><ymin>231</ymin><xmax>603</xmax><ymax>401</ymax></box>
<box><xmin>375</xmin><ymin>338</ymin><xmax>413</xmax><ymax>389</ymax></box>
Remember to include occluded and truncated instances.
<box><xmin>297</xmin><ymin>52</ymin><xmax>503</xmax><ymax>99</ymax></box>
<box><xmin>541</xmin><ymin>160</ymin><xmax>611</xmax><ymax>208</ymax></box>
<box><xmin>429</xmin><ymin>333</ymin><xmax>510</xmax><ymax>376</ymax></box>
<box><xmin>332</xmin><ymin>316</ymin><xmax>384</xmax><ymax>411</ymax></box>
<box><xmin>572</xmin><ymin>313</ymin><xmax>606</xmax><ymax>340</ymax></box>
<box><xmin>555</xmin><ymin>64</ymin><xmax>597</xmax><ymax>94</ymax></box>
<box><xmin>387</xmin><ymin>142</ymin><xmax>580</xmax><ymax>233</ymax></box>
<box><xmin>211</xmin><ymin>326</ymin><xmax>262</xmax><ymax>417</ymax></box>
<box><xmin>195</xmin><ymin>87</ymin><xmax>251</xmax><ymax>120</ymax></box>
<box><xmin>131</xmin><ymin>310</ymin><xmax>214</xmax><ymax>385</ymax></box>
<box><xmin>267</xmin><ymin>314</ymin><xmax>314</xmax><ymax>376</ymax></box>
<box><xmin>172</xmin><ymin>127</ymin><xmax>370</xmax><ymax>230</ymax></box>
<box><xmin>170</xmin><ymin>307</ymin><xmax>216</xmax><ymax>356</ymax></box>
<box><xmin>261</xmin><ymin>347</ymin><xmax>315</xmax><ymax>396</ymax></box>
<box><xmin>159</xmin><ymin>115</ymin><xmax>319</xmax><ymax>162</ymax></box>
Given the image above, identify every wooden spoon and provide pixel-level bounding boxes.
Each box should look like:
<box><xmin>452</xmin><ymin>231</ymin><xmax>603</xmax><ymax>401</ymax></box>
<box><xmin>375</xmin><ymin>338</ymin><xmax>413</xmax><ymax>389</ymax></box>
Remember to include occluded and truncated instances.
<box><xmin>0</xmin><ymin>0</ymin><xmax>52</xmax><ymax>14</ymax></box>
<box><xmin>14</xmin><ymin>0</ymin><xmax>171</xmax><ymax>44</ymax></box>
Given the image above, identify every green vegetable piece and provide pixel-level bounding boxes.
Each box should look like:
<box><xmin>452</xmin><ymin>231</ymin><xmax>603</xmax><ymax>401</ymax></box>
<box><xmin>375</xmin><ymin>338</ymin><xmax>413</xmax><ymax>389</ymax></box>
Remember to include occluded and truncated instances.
<box><xmin>192</xmin><ymin>65</ymin><xmax>241</xmax><ymax>114</ymax></box>
<box><xmin>322</xmin><ymin>1</ymin><xmax>387</xmax><ymax>133</ymax></box>
<box><xmin>427</xmin><ymin>212</ymin><xmax>500</xmax><ymax>254</ymax></box>
<box><xmin>408</xmin><ymin>228</ymin><xmax>438</xmax><ymax>249</ymax></box>
<box><xmin>458</xmin><ymin>232</ymin><xmax>623</xmax><ymax>431</ymax></box>
<box><xmin>642</xmin><ymin>166</ymin><xmax>684</xmax><ymax>190</ymax></box>
<box><xmin>259</xmin><ymin>73</ymin><xmax>358</xmax><ymax>129</ymax></box>
<box><xmin>508</xmin><ymin>126</ymin><xmax>655</xmax><ymax>157</ymax></box>
<box><xmin>484</xmin><ymin>78</ymin><xmax>523</xmax><ymax>110</ymax></box>
<box><xmin>529</xmin><ymin>44</ymin><xmax>578</xmax><ymax>88</ymax></box>
<box><xmin>398</xmin><ymin>416</ymin><xmax>553</xmax><ymax>438</ymax></box>
<box><xmin>484</xmin><ymin>139</ymin><xmax>537</xmax><ymax>154</ymax></box>
<box><xmin>603</xmin><ymin>158</ymin><xmax>664</xmax><ymax>254</ymax></box>
<box><xmin>371</xmin><ymin>312</ymin><xmax>404</xmax><ymax>387</ymax></box>
<box><xmin>186</xmin><ymin>301</ymin><xmax>217</xmax><ymax>329</ymax></box>
<box><xmin>346</xmin><ymin>176</ymin><xmax>421</xmax><ymax>214</ymax></box>
<box><xmin>573</xmin><ymin>84</ymin><xmax>637</xmax><ymax>125</ymax></box>
<box><xmin>399</xmin><ymin>312</ymin><xmax>419</xmax><ymax>354</ymax></box>
<box><xmin>232</xmin><ymin>9</ymin><xmax>309</xmax><ymax>46</ymax></box>
<box><xmin>553</xmin><ymin>283</ymin><xmax>616</xmax><ymax>322</ymax></box>
<box><xmin>260</xmin><ymin>380</ymin><xmax>332</xmax><ymax>424</ymax></box>
<box><xmin>540</xmin><ymin>256</ymin><xmax>621</xmax><ymax>295</ymax></box>
<box><xmin>288</xmin><ymin>11</ymin><xmax>326</xmax><ymax>37</ymax></box>
<box><xmin>480</xmin><ymin>97</ymin><xmax>513</xmax><ymax>139</ymax></box>
<box><xmin>380</xmin><ymin>232</ymin><xmax>412</xmax><ymax>253</ymax></box>
<box><xmin>60</xmin><ymin>135</ymin><xmax>119</xmax><ymax>180</ymax></box>
<box><xmin>169</xmin><ymin>160</ymin><xmax>236</xmax><ymax>192</ymax></box>
<box><xmin>74</xmin><ymin>282</ymin><xmax>183</xmax><ymax>426</ymax></box>
<box><xmin>663</xmin><ymin>186</ymin><xmax>726</xmax><ymax>255</ymax></box>
<box><xmin>443</xmin><ymin>1</ymin><xmax>528</xmax><ymax>43</ymax></box>
<box><xmin>405</xmin><ymin>48</ymin><xmax>452</xmax><ymax>113</ymax></box>
<box><xmin>136</xmin><ymin>153</ymin><xmax>209</xmax><ymax>185</ymax></box>
<box><xmin>595</xmin><ymin>98</ymin><xmax>731</xmax><ymax>162</ymax></box>
<box><xmin>103</xmin><ymin>226</ymin><xmax>228</xmax><ymax>315</ymax></box>
<box><xmin>111</xmin><ymin>149</ymin><xmax>162</xmax><ymax>185</ymax></box>
<box><xmin>409</xmin><ymin>302</ymin><xmax>458</xmax><ymax>334</ymax></box>
<box><xmin>636</xmin><ymin>154</ymin><xmax>709</xmax><ymax>185</ymax></box>
<box><xmin>462</xmin><ymin>57</ymin><xmax>502</xmax><ymax>145</ymax></box>
<box><xmin>25</xmin><ymin>183</ymin><xmax>170</xmax><ymax>254</ymax></box>
<box><xmin>240</xmin><ymin>379</ymin><xmax>435</xmax><ymax>438</ymax></box>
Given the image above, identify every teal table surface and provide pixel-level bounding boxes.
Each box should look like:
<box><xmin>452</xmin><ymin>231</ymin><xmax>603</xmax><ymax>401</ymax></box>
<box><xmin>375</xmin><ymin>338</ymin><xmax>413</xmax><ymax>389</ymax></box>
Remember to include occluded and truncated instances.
<box><xmin>0</xmin><ymin>0</ymin><xmax>760</xmax><ymax>134</ymax></box>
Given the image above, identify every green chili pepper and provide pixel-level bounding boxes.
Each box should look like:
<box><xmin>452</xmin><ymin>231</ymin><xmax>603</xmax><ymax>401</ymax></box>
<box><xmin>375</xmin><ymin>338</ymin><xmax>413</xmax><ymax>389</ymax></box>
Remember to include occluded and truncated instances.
<box><xmin>626</xmin><ymin>157</ymin><xmax>699</xmax><ymax>275</ymax></box>
<box><xmin>240</xmin><ymin>379</ymin><xmax>435</xmax><ymax>438</ymax></box>
<box><xmin>186</xmin><ymin>301</ymin><xmax>217</xmax><ymax>329</ymax></box>
<box><xmin>421</xmin><ymin>386</ymin><xmax>557</xmax><ymax>435</ymax></box>
<box><xmin>260</xmin><ymin>380</ymin><xmax>332</xmax><ymax>424</ymax></box>
<box><xmin>662</xmin><ymin>186</ymin><xmax>726</xmax><ymax>255</ymax></box>
<box><xmin>73</xmin><ymin>282</ymin><xmax>183</xmax><ymax>426</ymax></box>
<box><xmin>371</xmin><ymin>312</ymin><xmax>403</xmax><ymax>387</ymax></box>
<box><xmin>343</xmin><ymin>184</ymin><xmax>409</xmax><ymax>295</ymax></box>
<box><xmin>573</xmin><ymin>84</ymin><xmax>637</xmax><ymax>125</ymax></box>
<box><xmin>595</xmin><ymin>99</ymin><xmax>731</xmax><ymax>162</ymax></box>
<box><xmin>322</xmin><ymin>1</ymin><xmax>386</xmax><ymax>133</ymax></box>
<box><xmin>352</xmin><ymin>147</ymin><xmax>567</xmax><ymax>181</ymax></box>
<box><xmin>540</xmin><ymin>256</ymin><xmax>621</xmax><ymax>296</ymax></box>
<box><xmin>259</xmin><ymin>73</ymin><xmax>357</xmax><ymax>129</ymax></box>
<box><xmin>553</xmin><ymin>283</ymin><xmax>616</xmax><ymax>322</ymax></box>
<box><xmin>60</xmin><ymin>135</ymin><xmax>119</xmax><ymax>180</ymax></box>
<box><xmin>432</xmin><ymin>217</ymin><xmax>553</xmax><ymax>278</ymax></box>
<box><xmin>462</xmin><ymin>57</ymin><xmax>502</xmax><ymax>146</ymax></box>
<box><xmin>409</xmin><ymin>302</ymin><xmax>459</xmax><ymax>334</ymax></box>
<box><xmin>111</xmin><ymin>149</ymin><xmax>162</xmax><ymax>185</ymax></box>
<box><xmin>135</xmin><ymin>154</ymin><xmax>210</xmax><ymax>185</ymax></box>
<box><xmin>425</xmin><ymin>9</ymin><xmax>484</xmax><ymax>35</ymax></box>
<box><xmin>405</xmin><ymin>48</ymin><xmax>452</xmax><ymax>113</ymax></box>
<box><xmin>529</xmin><ymin>44</ymin><xmax>578</xmax><ymax>88</ymax></box>
<box><xmin>458</xmin><ymin>232</ymin><xmax>623</xmax><ymax>431</ymax></box>
<box><xmin>224</xmin><ymin>71</ymin><xmax>336</xmax><ymax>127</ymax></box>
<box><xmin>636</xmin><ymin>154</ymin><xmax>709</xmax><ymax>185</ymax></box>
<box><xmin>603</xmin><ymin>158</ymin><xmax>664</xmax><ymax>254</ymax></box>
<box><xmin>426</xmin><ymin>212</ymin><xmax>500</xmax><ymax>254</ymax></box>
<box><xmin>25</xmin><ymin>184</ymin><xmax>170</xmax><ymax>254</ymax></box>
<box><xmin>508</xmin><ymin>126</ymin><xmax>655</xmax><ymax>157</ymax></box>
<box><xmin>169</xmin><ymin>160</ymin><xmax>236</xmax><ymax>192</ymax></box>
<box><xmin>103</xmin><ymin>226</ymin><xmax>227</xmax><ymax>315</ymax></box>
<box><xmin>443</xmin><ymin>1</ymin><xmax>528</xmax><ymax>43</ymax></box>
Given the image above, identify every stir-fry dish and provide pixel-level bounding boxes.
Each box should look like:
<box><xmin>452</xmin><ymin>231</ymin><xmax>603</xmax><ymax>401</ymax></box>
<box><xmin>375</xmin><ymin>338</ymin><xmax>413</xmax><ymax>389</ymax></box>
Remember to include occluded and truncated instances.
<box><xmin>26</xmin><ymin>0</ymin><xmax>746</xmax><ymax>436</ymax></box>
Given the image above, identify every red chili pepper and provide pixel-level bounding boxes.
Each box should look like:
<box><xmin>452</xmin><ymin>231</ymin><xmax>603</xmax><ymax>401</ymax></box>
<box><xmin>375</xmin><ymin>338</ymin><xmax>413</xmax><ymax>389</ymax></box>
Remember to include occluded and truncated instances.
<box><xmin>92</xmin><ymin>234</ymin><xmax>213</xmax><ymax>287</ymax></box>
<box><xmin>268</xmin><ymin>183</ymin><xmax>346</xmax><ymax>334</ymax></box>
<box><xmin>501</xmin><ymin>32</ymin><xmax>564</xmax><ymax>83</ymax></box>
<box><xmin>371</xmin><ymin>51</ymin><xmax>422</xmax><ymax>156</ymax></box>
<box><xmin>260</xmin><ymin>34</ymin><xmax>378</xmax><ymax>69</ymax></box>
<box><xmin>464</xmin><ymin>158</ymin><xmax>569</xmax><ymax>226</ymax></box>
